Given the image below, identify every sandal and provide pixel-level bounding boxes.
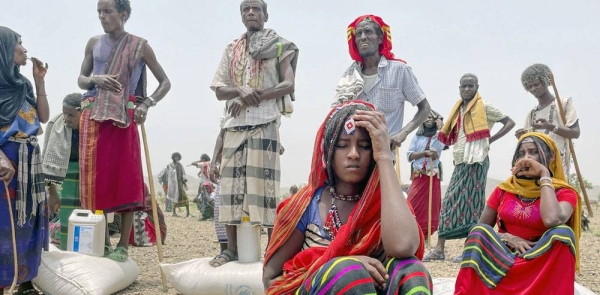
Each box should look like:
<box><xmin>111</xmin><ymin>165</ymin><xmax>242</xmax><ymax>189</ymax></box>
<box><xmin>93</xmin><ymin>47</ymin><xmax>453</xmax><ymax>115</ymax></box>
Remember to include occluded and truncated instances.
<box><xmin>107</xmin><ymin>246</ymin><xmax>129</xmax><ymax>262</ymax></box>
<box><xmin>104</xmin><ymin>245</ymin><xmax>114</xmax><ymax>257</ymax></box>
<box><xmin>14</xmin><ymin>282</ymin><xmax>42</xmax><ymax>295</ymax></box>
<box><xmin>14</xmin><ymin>289</ymin><xmax>43</xmax><ymax>295</ymax></box>
<box><xmin>452</xmin><ymin>255</ymin><xmax>463</xmax><ymax>263</ymax></box>
<box><xmin>422</xmin><ymin>250</ymin><xmax>445</xmax><ymax>262</ymax></box>
<box><xmin>209</xmin><ymin>249</ymin><xmax>237</xmax><ymax>267</ymax></box>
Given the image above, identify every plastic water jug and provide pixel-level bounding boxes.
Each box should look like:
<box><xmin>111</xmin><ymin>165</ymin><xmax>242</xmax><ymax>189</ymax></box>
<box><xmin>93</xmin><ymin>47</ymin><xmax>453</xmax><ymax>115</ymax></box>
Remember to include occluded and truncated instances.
<box><xmin>237</xmin><ymin>216</ymin><xmax>261</xmax><ymax>263</ymax></box>
<box><xmin>106</xmin><ymin>212</ymin><xmax>114</xmax><ymax>223</ymax></box>
<box><xmin>67</xmin><ymin>209</ymin><xmax>106</xmax><ymax>257</ymax></box>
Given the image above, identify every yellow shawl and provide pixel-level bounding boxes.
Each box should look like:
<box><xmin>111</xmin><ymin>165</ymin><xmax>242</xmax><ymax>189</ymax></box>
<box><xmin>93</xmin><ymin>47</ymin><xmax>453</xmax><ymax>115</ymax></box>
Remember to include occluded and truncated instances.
<box><xmin>438</xmin><ymin>92</ymin><xmax>490</xmax><ymax>146</ymax></box>
<box><xmin>497</xmin><ymin>132</ymin><xmax>581</xmax><ymax>271</ymax></box>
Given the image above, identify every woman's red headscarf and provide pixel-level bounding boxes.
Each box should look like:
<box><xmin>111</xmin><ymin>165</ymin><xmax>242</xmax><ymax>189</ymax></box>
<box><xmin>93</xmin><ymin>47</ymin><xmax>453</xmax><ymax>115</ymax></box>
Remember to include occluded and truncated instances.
<box><xmin>347</xmin><ymin>15</ymin><xmax>406</xmax><ymax>64</ymax></box>
<box><xmin>264</xmin><ymin>100</ymin><xmax>424</xmax><ymax>294</ymax></box>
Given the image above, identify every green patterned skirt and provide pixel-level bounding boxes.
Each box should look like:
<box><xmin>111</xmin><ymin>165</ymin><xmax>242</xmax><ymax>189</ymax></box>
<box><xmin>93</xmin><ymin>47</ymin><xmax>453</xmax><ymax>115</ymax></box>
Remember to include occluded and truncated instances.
<box><xmin>437</xmin><ymin>157</ymin><xmax>489</xmax><ymax>239</ymax></box>
<box><xmin>57</xmin><ymin>160</ymin><xmax>82</xmax><ymax>250</ymax></box>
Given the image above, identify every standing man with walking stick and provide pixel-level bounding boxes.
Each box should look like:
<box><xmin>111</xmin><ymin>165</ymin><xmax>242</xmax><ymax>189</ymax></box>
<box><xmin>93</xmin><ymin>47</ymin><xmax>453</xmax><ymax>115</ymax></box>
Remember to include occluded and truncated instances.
<box><xmin>515</xmin><ymin>64</ymin><xmax>580</xmax><ymax>177</ymax></box>
<box><xmin>77</xmin><ymin>0</ymin><xmax>171</xmax><ymax>262</ymax></box>
<box><xmin>406</xmin><ymin>110</ymin><xmax>445</xmax><ymax>243</ymax></box>
<box><xmin>514</xmin><ymin>63</ymin><xmax>592</xmax><ymax>216</ymax></box>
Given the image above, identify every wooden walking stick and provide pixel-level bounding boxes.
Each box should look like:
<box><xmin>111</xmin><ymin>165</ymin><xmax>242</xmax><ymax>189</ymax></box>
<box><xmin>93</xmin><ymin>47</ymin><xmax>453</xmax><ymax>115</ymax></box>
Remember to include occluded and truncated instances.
<box><xmin>427</xmin><ymin>158</ymin><xmax>433</xmax><ymax>248</ymax></box>
<box><xmin>140</xmin><ymin>124</ymin><xmax>168</xmax><ymax>291</ymax></box>
<box><xmin>4</xmin><ymin>181</ymin><xmax>18</xmax><ymax>293</ymax></box>
<box><xmin>548</xmin><ymin>74</ymin><xmax>593</xmax><ymax>217</ymax></box>
<box><xmin>395</xmin><ymin>147</ymin><xmax>402</xmax><ymax>185</ymax></box>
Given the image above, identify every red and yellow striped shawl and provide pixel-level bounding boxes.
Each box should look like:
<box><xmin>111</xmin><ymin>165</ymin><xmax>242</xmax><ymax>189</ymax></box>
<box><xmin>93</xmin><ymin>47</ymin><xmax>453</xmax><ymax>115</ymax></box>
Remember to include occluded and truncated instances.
<box><xmin>264</xmin><ymin>102</ymin><xmax>424</xmax><ymax>294</ymax></box>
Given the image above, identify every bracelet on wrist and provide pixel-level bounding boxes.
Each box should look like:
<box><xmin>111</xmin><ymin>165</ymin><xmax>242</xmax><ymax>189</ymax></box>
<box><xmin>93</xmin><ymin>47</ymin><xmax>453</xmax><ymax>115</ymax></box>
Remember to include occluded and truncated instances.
<box><xmin>540</xmin><ymin>183</ymin><xmax>554</xmax><ymax>189</ymax></box>
<box><xmin>146</xmin><ymin>96</ymin><xmax>157</xmax><ymax>107</ymax></box>
<box><xmin>551</xmin><ymin>125</ymin><xmax>559</xmax><ymax>133</ymax></box>
<box><xmin>539</xmin><ymin>176</ymin><xmax>552</xmax><ymax>184</ymax></box>
<box><xmin>500</xmin><ymin>233</ymin><xmax>508</xmax><ymax>240</ymax></box>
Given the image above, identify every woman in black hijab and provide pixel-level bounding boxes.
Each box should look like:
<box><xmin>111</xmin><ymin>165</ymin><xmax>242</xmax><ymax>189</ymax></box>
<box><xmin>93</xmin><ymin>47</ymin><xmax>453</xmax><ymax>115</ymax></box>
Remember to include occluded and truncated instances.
<box><xmin>0</xmin><ymin>26</ymin><xmax>50</xmax><ymax>294</ymax></box>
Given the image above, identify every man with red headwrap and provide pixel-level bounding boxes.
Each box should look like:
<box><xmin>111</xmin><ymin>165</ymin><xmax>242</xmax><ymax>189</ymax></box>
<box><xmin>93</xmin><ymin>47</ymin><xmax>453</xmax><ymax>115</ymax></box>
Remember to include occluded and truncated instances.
<box><xmin>333</xmin><ymin>15</ymin><xmax>431</xmax><ymax>149</ymax></box>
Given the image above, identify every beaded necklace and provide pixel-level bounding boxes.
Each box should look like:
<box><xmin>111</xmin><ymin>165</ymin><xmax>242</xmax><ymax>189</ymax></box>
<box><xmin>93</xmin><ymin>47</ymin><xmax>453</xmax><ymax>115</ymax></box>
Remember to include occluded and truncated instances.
<box><xmin>329</xmin><ymin>187</ymin><xmax>361</xmax><ymax>201</ymax></box>
<box><xmin>516</xmin><ymin>195</ymin><xmax>537</xmax><ymax>206</ymax></box>
<box><xmin>323</xmin><ymin>187</ymin><xmax>362</xmax><ymax>240</ymax></box>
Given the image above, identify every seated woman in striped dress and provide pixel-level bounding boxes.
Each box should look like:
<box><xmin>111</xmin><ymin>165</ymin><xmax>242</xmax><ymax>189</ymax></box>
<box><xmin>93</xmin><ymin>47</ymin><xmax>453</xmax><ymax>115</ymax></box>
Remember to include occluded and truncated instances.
<box><xmin>263</xmin><ymin>101</ymin><xmax>431</xmax><ymax>294</ymax></box>
<box><xmin>454</xmin><ymin>132</ymin><xmax>581</xmax><ymax>294</ymax></box>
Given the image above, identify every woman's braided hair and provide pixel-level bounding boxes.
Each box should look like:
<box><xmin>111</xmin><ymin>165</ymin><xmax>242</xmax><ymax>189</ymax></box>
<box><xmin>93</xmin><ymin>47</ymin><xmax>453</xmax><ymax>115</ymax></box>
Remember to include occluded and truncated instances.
<box><xmin>322</xmin><ymin>103</ymin><xmax>375</xmax><ymax>187</ymax></box>
<box><xmin>512</xmin><ymin>136</ymin><xmax>555</xmax><ymax>177</ymax></box>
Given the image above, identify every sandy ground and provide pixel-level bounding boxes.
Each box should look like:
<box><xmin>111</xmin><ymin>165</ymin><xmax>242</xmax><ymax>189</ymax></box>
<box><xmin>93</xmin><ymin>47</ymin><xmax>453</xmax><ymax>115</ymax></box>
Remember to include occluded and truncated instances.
<box><xmin>110</xmin><ymin>204</ymin><xmax>600</xmax><ymax>295</ymax></box>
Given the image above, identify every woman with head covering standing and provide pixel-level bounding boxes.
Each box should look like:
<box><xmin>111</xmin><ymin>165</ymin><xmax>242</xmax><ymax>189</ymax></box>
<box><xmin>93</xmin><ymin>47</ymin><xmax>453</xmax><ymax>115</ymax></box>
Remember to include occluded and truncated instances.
<box><xmin>454</xmin><ymin>132</ymin><xmax>581</xmax><ymax>294</ymax></box>
<box><xmin>0</xmin><ymin>26</ymin><xmax>50</xmax><ymax>294</ymax></box>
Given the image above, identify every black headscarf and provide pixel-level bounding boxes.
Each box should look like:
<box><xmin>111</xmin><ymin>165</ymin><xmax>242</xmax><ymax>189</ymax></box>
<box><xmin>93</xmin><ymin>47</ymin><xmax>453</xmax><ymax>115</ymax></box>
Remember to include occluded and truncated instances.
<box><xmin>171</xmin><ymin>152</ymin><xmax>182</xmax><ymax>161</ymax></box>
<box><xmin>0</xmin><ymin>26</ymin><xmax>36</xmax><ymax>127</ymax></box>
<box><xmin>415</xmin><ymin>109</ymin><xmax>442</xmax><ymax>137</ymax></box>
<box><xmin>200</xmin><ymin>153</ymin><xmax>210</xmax><ymax>161</ymax></box>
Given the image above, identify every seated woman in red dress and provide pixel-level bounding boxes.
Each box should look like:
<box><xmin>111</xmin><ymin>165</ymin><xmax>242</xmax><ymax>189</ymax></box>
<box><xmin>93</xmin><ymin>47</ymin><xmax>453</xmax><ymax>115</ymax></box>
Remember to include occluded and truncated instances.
<box><xmin>263</xmin><ymin>101</ymin><xmax>431</xmax><ymax>294</ymax></box>
<box><xmin>454</xmin><ymin>132</ymin><xmax>581</xmax><ymax>294</ymax></box>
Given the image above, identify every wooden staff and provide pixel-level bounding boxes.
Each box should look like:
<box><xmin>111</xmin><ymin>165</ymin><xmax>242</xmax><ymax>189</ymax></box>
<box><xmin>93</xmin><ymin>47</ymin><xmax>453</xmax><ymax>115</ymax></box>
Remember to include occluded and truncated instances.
<box><xmin>140</xmin><ymin>124</ymin><xmax>168</xmax><ymax>291</ymax></box>
<box><xmin>395</xmin><ymin>147</ymin><xmax>402</xmax><ymax>185</ymax></box>
<box><xmin>427</xmin><ymin>158</ymin><xmax>433</xmax><ymax>248</ymax></box>
<box><xmin>549</xmin><ymin>73</ymin><xmax>593</xmax><ymax>217</ymax></box>
<box><xmin>4</xmin><ymin>181</ymin><xmax>18</xmax><ymax>293</ymax></box>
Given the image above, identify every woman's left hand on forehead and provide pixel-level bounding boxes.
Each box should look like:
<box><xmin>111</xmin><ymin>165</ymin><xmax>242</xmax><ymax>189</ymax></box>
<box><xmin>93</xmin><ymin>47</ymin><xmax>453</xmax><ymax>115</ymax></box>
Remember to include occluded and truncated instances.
<box><xmin>353</xmin><ymin>110</ymin><xmax>391</xmax><ymax>162</ymax></box>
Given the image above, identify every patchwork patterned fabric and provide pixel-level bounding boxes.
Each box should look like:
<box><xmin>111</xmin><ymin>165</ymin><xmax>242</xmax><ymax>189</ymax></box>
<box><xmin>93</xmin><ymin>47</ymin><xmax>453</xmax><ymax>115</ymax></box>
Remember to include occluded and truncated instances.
<box><xmin>437</xmin><ymin>157</ymin><xmax>489</xmax><ymax>239</ymax></box>
<box><xmin>131</xmin><ymin>211</ymin><xmax>152</xmax><ymax>246</ymax></box>
<box><xmin>219</xmin><ymin>121</ymin><xmax>280</xmax><ymax>227</ymax></box>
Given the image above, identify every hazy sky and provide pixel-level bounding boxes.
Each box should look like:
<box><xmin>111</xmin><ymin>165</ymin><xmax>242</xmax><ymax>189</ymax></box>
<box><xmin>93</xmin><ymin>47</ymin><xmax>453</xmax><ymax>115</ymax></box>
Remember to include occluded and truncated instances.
<box><xmin>4</xmin><ymin>0</ymin><xmax>600</xmax><ymax>191</ymax></box>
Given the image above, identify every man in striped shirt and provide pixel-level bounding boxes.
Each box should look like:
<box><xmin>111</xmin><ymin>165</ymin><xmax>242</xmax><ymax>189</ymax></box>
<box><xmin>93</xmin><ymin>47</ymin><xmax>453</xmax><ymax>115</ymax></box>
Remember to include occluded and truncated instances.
<box><xmin>334</xmin><ymin>14</ymin><xmax>431</xmax><ymax>149</ymax></box>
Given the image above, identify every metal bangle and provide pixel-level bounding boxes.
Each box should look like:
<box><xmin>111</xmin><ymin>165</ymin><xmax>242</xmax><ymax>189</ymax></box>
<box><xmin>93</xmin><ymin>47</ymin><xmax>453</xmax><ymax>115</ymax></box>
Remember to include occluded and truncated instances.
<box><xmin>147</xmin><ymin>96</ymin><xmax>157</xmax><ymax>107</ymax></box>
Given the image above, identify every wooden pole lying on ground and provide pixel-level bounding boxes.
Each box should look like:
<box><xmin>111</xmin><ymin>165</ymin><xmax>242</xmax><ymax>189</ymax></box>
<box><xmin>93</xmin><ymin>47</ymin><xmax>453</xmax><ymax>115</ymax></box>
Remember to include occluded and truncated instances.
<box><xmin>427</xmin><ymin>159</ymin><xmax>433</xmax><ymax>248</ymax></box>
<box><xmin>549</xmin><ymin>74</ymin><xmax>593</xmax><ymax>217</ymax></box>
<box><xmin>140</xmin><ymin>124</ymin><xmax>168</xmax><ymax>292</ymax></box>
<box><xmin>4</xmin><ymin>181</ymin><xmax>18</xmax><ymax>293</ymax></box>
